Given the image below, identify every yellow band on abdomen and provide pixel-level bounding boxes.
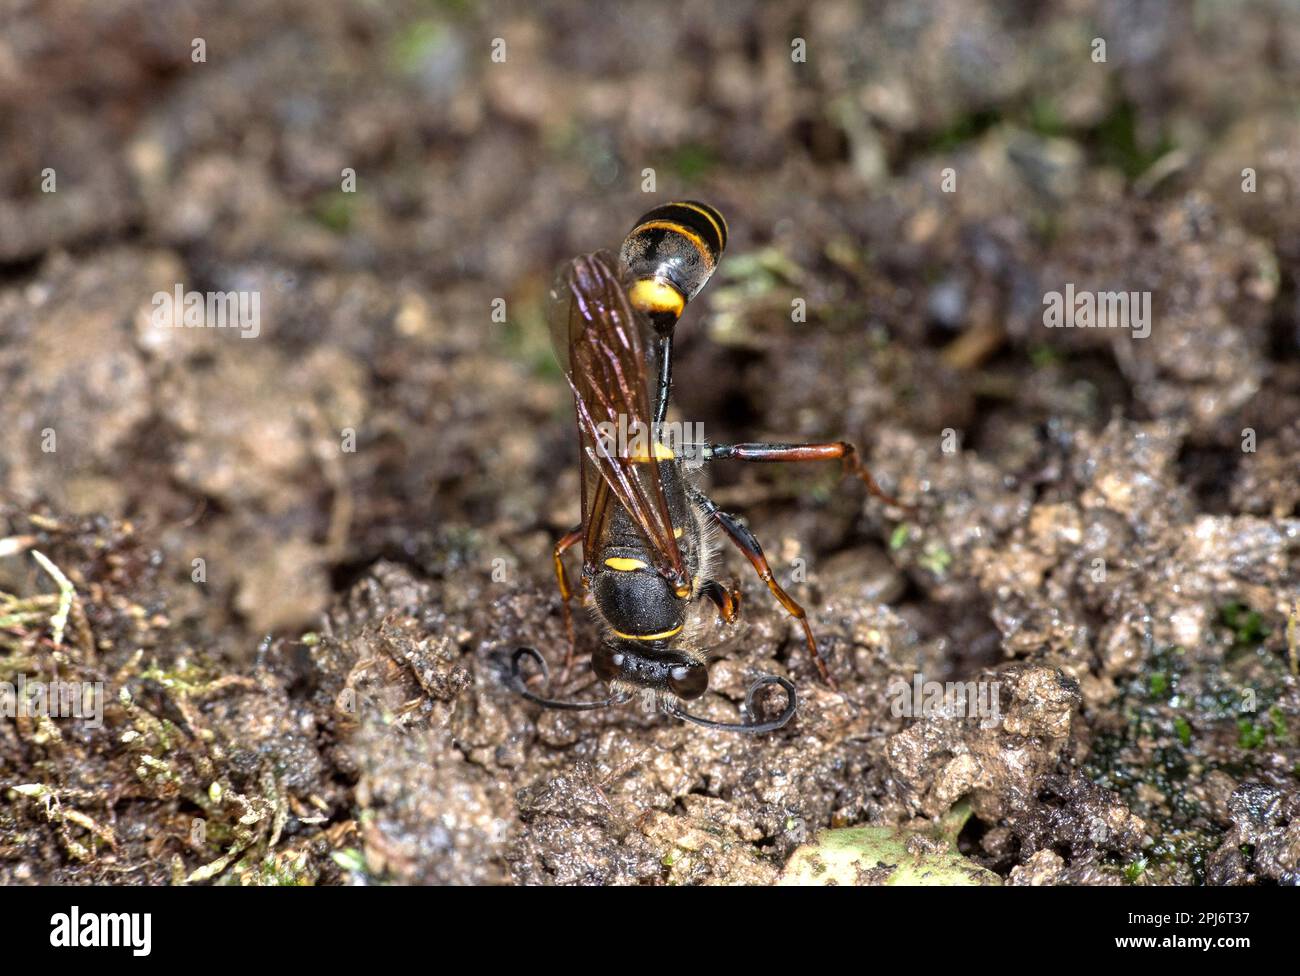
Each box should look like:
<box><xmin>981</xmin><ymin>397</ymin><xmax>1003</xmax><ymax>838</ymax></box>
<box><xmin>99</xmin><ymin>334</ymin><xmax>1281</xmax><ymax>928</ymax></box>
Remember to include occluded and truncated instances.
<box><xmin>604</xmin><ymin>557</ymin><xmax>647</xmax><ymax>572</ymax></box>
<box><xmin>628</xmin><ymin>277</ymin><xmax>686</xmax><ymax>319</ymax></box>
<box><xmin>610</xmin><ymin>623</ymin><xmax>684</xmax><ymax>641</ymax></box>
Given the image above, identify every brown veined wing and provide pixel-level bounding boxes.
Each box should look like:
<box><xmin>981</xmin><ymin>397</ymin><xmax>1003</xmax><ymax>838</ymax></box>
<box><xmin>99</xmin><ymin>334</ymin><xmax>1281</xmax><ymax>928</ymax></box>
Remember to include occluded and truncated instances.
<box><xmin>548</xmin><ymin>250</ymin><xmax>689</xmax><ymax>596</ymax></box>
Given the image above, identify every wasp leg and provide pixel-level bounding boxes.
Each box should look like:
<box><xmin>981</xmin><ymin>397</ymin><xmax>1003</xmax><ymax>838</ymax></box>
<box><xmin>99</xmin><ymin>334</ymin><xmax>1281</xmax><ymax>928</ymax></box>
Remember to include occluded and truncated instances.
<box><xmin>707</xmin><ymin>441</ymin><xmax>911</xmax><ymax>510</ymax></box>
<box><xmin>552</xmin><ymin>526</ymin><xmax>583</xmax><ymax>682</ymax></box>
<box><xmin>699</xmin><ymin>578</ymin><xmax>742</xmax><ymax>624</ymax></box>
<box><xmin>688</xmin><ymin>487</ymin><xmax>837</xmax><ymax>690</ymax></box>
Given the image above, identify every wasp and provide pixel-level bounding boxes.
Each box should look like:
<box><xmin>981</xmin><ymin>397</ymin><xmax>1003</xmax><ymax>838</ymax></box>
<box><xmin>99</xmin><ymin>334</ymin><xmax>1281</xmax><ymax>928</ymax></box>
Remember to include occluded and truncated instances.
<box><xmin>513</xmin><ymin>201</ymin><xmax>906</xmax><ymax>732</ymax></box>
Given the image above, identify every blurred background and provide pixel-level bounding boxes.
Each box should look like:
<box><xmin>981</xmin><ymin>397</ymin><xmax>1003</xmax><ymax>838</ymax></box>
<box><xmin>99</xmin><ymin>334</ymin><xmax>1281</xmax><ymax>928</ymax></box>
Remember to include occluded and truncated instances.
<box><xmin>0</xmin><ymin>1</ymin><xmax>1297</xmax><ymax>885</ymax></box>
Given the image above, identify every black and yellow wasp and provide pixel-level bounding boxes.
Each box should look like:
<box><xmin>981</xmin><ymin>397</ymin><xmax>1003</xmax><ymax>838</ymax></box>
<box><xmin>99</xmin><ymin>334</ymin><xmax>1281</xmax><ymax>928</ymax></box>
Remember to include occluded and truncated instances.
<box><xmin>512</xmin><ymin>202</ymin><xmax>905</xmax><ymax>732</ymax></box>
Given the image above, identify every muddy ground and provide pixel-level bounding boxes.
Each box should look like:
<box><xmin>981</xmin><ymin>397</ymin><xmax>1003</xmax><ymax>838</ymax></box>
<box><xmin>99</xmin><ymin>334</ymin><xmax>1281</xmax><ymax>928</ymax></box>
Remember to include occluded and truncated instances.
<box><xmin>1</xmin><ymin>0</ymin><xmax>1297</xmax><ymax>885</ymax></box>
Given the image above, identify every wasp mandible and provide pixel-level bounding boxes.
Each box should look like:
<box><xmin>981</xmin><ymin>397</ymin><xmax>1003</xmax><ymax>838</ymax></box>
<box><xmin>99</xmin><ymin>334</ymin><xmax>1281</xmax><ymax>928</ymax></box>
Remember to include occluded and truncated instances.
<box><xmin>513</xmin><ymin>202</ymin><xmax>906</xmax><ymax>732</ymax></box>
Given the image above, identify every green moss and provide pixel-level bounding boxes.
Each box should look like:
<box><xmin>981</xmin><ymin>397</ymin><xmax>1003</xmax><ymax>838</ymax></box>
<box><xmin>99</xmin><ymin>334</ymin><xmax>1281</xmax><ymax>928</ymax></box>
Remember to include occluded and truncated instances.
<box><xmin>1237</xmin><ymin>717</ymin><xmax>1265</xmax><ymax>749</ymax></box>
<box><xmin>1270</xmin><ymin>705</ymin><xmax>1289</xmax><ymax>740</ymax></box>
<box><xmin>1081</xmin><ymin>641</ymin><xmax>1266</xmax><ymax>882</ymax></box>
<box><xmin>1237</xmin><ymin>707</ymin><xmax>1290</xmax><ymax>750</ymax></box>
<box><xmin>1084</xmin><ymin>625</ymin><xmax>1292</xmax><ymax>879</ymax></box>
<box><xmin>1091</xmin><ymin>99</ymin><xmax>1175</xmax><ymax>182</ymax></box>
<box><xmin>1143</xmin><ymin>828</ymin><xmax>1215</xmax><ymax>884</ymax></box>
<box><xmin>1148</xmin><ymin>671</ymin><xmax>1168</xmax><ymax>699</ymax></box>
<box><xmin>1220</xmin><ymin>602</ymin><xmax>1268</xmax><ymax>647</ymax></box>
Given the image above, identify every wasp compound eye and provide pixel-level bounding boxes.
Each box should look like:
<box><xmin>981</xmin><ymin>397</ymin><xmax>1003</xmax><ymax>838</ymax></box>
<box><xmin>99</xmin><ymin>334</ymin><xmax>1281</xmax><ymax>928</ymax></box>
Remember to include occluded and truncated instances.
<box><xmin>668</xmin><ymin>661</ymin><xmax>708</xmax><ymax>700</ymax></box>
<box><xmin>619</xmin><ymin>201</ymin><xmax>727</xmax><ymax>331</ymax></box>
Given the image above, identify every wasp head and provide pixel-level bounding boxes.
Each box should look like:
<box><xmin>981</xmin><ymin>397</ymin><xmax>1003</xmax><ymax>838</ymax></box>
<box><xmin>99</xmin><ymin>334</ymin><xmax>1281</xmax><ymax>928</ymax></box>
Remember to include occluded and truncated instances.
<box><xmin>592</xmin><ymin>642</ymin><xmax>708</xmax><ymax>700</ymax></box>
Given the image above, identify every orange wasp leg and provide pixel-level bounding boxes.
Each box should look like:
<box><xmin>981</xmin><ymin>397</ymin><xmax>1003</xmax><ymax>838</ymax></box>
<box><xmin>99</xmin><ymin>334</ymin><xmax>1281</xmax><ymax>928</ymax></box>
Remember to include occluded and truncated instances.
<box><xmin>687</xmin><ymin>487</ymin><xmax>838</xmax><ymax>691</ymax></box>
<box><xmin>708</xmin><ymin>441</ymin><xmax>912</xmax><ymax>512</ymax></box>
<box><xmin>551</xmin><ymin>525</ymin><xmax>583</xmax><ymax>683</ymax></box>
<box><xmin>699</xmin><ymin>579</ymin><xmax>742</xmax><ymax>625</ymax></box>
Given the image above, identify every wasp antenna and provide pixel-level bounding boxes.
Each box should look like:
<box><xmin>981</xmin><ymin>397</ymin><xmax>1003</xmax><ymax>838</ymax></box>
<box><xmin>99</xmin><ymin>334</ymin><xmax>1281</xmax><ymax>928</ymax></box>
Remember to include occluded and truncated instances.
<box><xmin>511</xmin><ymin>647</ymin><xmax>631</xmax><ymax>711</ymax></box>
<box><xmin>665</xmin><ymin>674</ymin><xmax>796</xmax><ymax>734</ymax></box>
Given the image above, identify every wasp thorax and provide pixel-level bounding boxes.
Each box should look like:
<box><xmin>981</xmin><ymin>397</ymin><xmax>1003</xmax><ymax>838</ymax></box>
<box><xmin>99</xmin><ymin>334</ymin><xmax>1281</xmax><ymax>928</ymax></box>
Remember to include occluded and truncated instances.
<box><xmin>619</xmin><ymin>201</ymin><xmax>727</xmax><ymax>329</ymax></box>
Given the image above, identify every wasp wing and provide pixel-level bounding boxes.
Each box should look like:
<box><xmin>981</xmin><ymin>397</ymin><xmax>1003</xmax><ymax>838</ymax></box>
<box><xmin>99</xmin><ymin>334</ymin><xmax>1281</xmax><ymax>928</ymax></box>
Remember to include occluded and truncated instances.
<box><xmin>549</xmin><ymin>250</ymin><xmax>688</xmax><ymax>593</ymax></box>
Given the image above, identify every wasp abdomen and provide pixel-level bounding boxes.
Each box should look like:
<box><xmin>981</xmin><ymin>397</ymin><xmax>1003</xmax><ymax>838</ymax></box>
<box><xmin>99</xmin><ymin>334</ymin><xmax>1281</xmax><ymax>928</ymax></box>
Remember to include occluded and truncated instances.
<box><xmin>619</xmin><ymin>200</ymin><xmax>728</xmax><ymax>327</ymax></box>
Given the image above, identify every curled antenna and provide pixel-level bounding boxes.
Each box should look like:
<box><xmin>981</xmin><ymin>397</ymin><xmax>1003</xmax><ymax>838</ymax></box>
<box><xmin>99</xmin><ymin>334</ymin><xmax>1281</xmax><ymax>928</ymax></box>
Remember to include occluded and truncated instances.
<box><xmin>665</xmin><ymin>674</ymin><xmax>796</xmax><ymax>734</ymax></box>
<box><xmin>512</xmin><ymin>647</ymin><xmax>631</xmax><ymax>711</ymax></box>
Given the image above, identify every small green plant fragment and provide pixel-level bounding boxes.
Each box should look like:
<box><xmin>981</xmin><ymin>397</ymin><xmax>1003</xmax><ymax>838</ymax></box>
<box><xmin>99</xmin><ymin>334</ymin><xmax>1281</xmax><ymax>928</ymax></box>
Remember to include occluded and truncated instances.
<box><xmin>918</xmin><ymin>545</ymin><xmax>952</xmax><ymax>577</ymax></box>
<box><xmin>331</xmin><ymin>848</ymin><xmax>366</xmax><ymax>873</ymax></box>
<box><xmin>1268</xmin><ymin>705</ymin><xmax>1289</xmax><ymax>741</ymax></box>
<box><xmin>779</xmin><ymin>803</ymin><xmax>999</xmax><ymax>886</ymax></box>
<box><xmin>30</xmin><ymin>550</ymin><xmax>75</xmax><ymax>647</ymax></box>
<box><xmin>1123</xmin><ymin>857</ymin><xmax>1148</xmax><ymax>884</ymax></box>
<box><xmin>1148</xmin><ymin>672</ymin><xmax>1168</xmax><ymax>699</ymax></box>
